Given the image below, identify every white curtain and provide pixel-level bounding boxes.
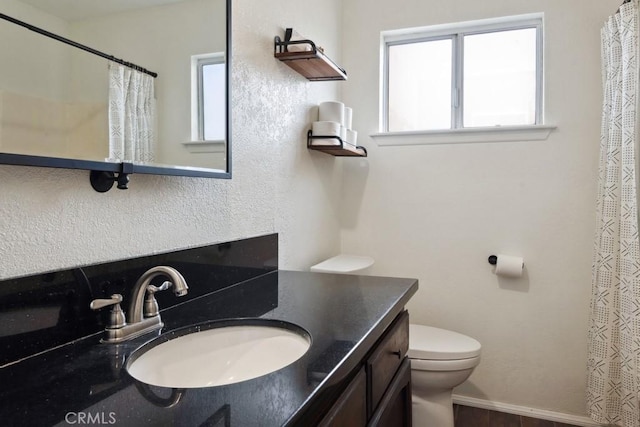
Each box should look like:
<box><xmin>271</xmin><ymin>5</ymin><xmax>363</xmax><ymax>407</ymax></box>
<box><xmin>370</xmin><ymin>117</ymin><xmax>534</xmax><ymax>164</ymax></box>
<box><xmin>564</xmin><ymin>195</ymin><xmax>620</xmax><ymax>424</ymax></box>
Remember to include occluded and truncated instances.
<box><xmin>587</xmin><ymin>2</ymin><xmax>640</xmax><ymax>426</ymax></box>
<box><xmin>107</xmin><ymin>62</ymin><xmax>156</xmax><ymax>163</ymax></box>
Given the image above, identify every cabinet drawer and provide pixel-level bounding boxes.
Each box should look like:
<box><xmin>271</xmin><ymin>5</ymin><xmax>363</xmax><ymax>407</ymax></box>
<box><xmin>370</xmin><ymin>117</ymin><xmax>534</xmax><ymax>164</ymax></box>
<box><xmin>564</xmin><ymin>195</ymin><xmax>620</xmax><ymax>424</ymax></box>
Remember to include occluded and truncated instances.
<box><xmin>367</xmin><ymin>310</ymin><xmax>409</xmax><ymax>414</ymax></box>
<box><xmin>319</xmin><ymin>366</ymin><xmax>367</xmax><ymax>427</ymax></box>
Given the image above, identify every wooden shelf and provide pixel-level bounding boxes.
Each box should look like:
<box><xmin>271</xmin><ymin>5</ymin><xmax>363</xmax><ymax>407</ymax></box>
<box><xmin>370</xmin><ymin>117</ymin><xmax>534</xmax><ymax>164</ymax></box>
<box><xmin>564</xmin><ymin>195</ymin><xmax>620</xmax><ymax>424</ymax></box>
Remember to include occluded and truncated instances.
<box><xmin>307</xmin><ymin>131</ymin><xmax>367</xmax><ymax>157</ymax></box>
<box><xmin>274</xmin><ymin>32</ymin><xmax>347</xmax><ymax>81</ymax></box>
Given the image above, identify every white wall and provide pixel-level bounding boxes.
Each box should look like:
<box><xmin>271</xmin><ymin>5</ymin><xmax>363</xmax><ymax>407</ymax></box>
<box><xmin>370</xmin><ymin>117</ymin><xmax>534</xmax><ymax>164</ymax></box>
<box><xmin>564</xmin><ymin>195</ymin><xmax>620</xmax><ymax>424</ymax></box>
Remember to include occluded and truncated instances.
<box><xmin>0</xmin><ymin>0</ymin><xmax>344</xmax><ymax>279</ymax></box>
<box><xmin>0</xmin><ymin>1</ymin><xmax>105</xmax><ymax>159</ymax></box>
<box><xmin>0</xmin><ymin>0</ymin><xmax>71</xmax><ymax>101</ymax></box>
<box><xmin>340</xmin><ymin>0</ymin><xmax>618</xmax><ymax>418</ymax></box>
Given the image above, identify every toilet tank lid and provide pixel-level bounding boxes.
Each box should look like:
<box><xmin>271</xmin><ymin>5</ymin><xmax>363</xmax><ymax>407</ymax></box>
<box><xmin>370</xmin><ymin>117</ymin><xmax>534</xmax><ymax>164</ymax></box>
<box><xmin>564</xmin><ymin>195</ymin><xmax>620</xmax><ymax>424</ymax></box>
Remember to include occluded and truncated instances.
<box><xmin>408</xmin><ymin>324</ymin><xmax>481</xmax><ymax>360</ymax></box>
<box><xmin>310</xmin><ymin>255</ymin><xmax>374</xmax><ymax>273</ymax></box>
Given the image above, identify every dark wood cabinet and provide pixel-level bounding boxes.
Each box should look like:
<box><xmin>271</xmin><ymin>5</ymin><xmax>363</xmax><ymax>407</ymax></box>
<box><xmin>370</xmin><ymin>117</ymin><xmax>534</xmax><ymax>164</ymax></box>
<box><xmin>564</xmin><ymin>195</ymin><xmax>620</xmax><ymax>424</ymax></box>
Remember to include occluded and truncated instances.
<box><xmin>319</xmin><ymin>310</ymin><xmax>412</xmax><ymax>427</ymax></box>
<box><xmin>368</xmin><ymin>358</ymin><xmax>412</xmax><ymax>427</ymax></box>
<box><xmin>319</xmin><ymin>367</ymin><xmax>367</xmax><ymax>426</ymax></box>
<box><xmin>367</xmin><ymin>311</ymin><xmax>409</xmax><ymax>417</ymax></box>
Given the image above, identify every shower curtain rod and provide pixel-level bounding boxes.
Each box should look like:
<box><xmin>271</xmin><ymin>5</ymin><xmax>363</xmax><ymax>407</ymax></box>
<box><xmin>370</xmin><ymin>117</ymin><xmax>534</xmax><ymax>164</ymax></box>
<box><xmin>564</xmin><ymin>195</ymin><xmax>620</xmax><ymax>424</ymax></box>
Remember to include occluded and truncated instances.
<box><xmin>0</xmin><ymin>12</ymin><xmax>158</xmax><ymax>78</ymax></box>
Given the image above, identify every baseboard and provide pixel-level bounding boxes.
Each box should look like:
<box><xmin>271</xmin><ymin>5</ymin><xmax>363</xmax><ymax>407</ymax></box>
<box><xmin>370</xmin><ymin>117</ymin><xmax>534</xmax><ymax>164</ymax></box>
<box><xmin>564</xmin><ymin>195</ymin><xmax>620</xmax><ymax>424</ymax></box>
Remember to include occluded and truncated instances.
<box><xmin>452</xmin><ymin>394</ymin><xmax>603</xmax><ymax>427</ymax></box>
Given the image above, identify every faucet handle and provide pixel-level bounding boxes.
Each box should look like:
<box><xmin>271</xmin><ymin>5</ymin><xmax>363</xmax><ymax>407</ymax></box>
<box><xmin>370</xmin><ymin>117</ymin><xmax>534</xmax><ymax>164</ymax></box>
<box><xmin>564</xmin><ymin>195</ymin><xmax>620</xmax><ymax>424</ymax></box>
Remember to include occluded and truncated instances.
<box><xmin>146</xmin><ymin>281</ymin><xmax>172</xmax><ymax>295</ymax></box>
<box><xmin>143</xmin><ymin>282</ymin><xmax>171</xmax><ymax>318</ymax></box>
<box><xmin>90</xmin><ymin>294</ymin><xmax>123</xmax><ymax>310</ymax></box>
<box><xmin>90</xmin><ymin>294</ymin><xmax>126</xmax><ymax>329</ymax></box>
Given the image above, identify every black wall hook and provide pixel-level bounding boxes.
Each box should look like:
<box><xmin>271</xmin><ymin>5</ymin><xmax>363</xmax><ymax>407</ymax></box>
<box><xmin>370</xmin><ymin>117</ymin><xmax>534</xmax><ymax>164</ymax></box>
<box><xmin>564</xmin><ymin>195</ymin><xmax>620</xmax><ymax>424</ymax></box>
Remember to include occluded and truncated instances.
<box><xmin>90</xmin><ymin>163</ymin><xmax>134</xmax><ymax>193</ymax></box>
<box><xmin>90</xmin><ymin>171</ymin><xmax>129</xmax><ymax>193</ymax></box>
<box><xmin>488</xmin><ymin>255</ymin><xmax>498</xmax><ymax>265</ymax></box>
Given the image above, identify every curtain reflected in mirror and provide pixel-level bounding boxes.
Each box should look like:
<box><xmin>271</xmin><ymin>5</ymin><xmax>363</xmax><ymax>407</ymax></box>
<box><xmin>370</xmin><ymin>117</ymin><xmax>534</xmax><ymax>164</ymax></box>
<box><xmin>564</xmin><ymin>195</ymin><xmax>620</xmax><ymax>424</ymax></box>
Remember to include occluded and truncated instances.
<box><xmin>107</xmin><ymin>62</ymin><xmax>157</xmax><ymax>163</ymax></box>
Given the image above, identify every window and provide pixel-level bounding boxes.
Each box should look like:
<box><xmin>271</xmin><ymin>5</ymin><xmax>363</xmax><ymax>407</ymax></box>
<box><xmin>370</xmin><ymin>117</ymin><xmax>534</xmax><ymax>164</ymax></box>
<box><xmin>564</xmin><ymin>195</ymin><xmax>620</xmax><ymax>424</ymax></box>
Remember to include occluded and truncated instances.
<box><xmin>191</xmin><ymin>53</ymin><xmax>226</xmax><ymax>142</ymax></box>
<box><xmin>381</xmin><ymin>14</ymin><xmax>543</xmax><ymax>133</ymax></box>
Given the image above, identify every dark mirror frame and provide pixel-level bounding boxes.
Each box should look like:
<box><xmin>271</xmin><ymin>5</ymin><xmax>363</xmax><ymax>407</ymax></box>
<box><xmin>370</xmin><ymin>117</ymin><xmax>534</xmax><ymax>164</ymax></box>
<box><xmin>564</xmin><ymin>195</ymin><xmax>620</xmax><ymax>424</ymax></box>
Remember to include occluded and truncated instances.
<box><xmin>0</xmin><ymin>0</ymin><xmax>231</xmax><ymax>183</ymax></box>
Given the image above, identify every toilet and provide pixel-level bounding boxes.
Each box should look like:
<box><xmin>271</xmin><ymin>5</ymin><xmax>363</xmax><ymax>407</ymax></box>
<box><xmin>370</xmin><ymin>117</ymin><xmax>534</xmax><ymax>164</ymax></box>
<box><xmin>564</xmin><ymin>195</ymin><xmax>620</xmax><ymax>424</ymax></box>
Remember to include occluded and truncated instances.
<box><xmin>309</xmin><ymin>255</ymin><xmax>479</xmax><ymax>427</ymax></box>
<box><xmin>310</xmin><ymin>254</ymin><xmax>375</xmax><ymax>274</ymax></box>
<box><xmin>409</xmin><ymin>324</ymin><xmax>481</xmax><ymax>427</ymax></box>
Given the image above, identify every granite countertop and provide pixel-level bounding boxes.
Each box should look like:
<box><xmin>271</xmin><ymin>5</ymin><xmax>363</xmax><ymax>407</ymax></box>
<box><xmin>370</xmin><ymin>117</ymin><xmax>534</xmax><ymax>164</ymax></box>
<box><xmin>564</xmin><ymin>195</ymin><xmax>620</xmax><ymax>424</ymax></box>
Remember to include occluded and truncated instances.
<box><xmin>0</xmin><ymin>270</ymin><xmax>417</xmax><ymax>427</ymax></box>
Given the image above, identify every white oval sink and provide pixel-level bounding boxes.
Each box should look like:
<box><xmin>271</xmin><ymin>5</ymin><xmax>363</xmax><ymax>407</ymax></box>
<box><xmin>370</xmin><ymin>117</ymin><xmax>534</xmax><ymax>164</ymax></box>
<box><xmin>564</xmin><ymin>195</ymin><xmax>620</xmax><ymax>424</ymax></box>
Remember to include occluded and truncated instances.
<box><xmin>126</xmin><ymin>319</ymin><xmax>311</xmax><ymax>388</ymax></box>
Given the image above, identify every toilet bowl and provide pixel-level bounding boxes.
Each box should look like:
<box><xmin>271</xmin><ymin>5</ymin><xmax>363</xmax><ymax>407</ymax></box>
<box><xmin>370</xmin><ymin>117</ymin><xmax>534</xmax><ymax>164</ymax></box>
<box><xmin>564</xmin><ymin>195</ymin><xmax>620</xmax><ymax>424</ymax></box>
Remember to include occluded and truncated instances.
<box><xmin>409</xmin><ymin>324</ymin><xmax>481</xmax><ymax>427</ymax></box>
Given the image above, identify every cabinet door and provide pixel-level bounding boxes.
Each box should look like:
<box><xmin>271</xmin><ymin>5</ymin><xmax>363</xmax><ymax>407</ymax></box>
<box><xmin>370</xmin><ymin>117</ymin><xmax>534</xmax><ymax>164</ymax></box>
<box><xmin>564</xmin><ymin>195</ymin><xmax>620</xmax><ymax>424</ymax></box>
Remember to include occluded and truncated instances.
<box><xmin>367</xmin><ymin>311</ymin><xmax>409</xmax><ymax>415</ymax></box>
<box><xmin>319</xmin><ymin>366</ymin><xmax>367</xmax><ymax>427</ymax></box>
<box><xmin>367</xmin><ymin>358</ymin><xmax>412</xmax><ymax>427</ymax></box>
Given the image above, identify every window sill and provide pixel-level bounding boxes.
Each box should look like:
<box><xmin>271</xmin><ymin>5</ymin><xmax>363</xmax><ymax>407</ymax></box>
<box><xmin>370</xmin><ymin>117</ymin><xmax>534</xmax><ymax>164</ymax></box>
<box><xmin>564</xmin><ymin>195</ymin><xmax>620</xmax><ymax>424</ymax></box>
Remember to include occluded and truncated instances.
<box><xmin>370</xmin><ymin>125</ymin><xmax>556</xmax><ymax>146</ymax></box>
<box><xmin>182</xmin><ymin>140</ymin><xmax>225</xmax><ymax>153</ymax></box>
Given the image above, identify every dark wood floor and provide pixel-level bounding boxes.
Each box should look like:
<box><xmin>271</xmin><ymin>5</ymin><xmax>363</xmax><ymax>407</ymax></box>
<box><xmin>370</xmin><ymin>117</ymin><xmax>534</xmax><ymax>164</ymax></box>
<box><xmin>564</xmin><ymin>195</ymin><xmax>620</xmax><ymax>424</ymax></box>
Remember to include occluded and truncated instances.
<box><xmin>454</xmin><ymin>404</ymin><xmax>582</xmax><ymax>427</ymax></box>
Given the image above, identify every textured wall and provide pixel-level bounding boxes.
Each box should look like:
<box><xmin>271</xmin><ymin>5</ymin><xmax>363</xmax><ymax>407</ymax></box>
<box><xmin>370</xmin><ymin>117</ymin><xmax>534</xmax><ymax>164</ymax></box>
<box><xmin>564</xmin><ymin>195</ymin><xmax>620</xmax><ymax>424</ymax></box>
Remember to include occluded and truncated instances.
<box><xmin>339</xmin><ymin>0</ymin><xmax>618</xmax><ymax>418</ymax></box>
<box><xmin>0</xmin><ymin>0</ymin><xmax>344</xmax><ymax>280</ymax></box>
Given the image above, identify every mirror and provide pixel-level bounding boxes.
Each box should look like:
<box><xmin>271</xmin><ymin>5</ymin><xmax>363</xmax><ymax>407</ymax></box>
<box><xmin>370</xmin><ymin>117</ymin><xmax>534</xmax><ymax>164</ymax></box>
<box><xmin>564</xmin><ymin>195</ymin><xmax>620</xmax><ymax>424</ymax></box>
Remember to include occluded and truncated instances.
<box><xmin>0</xmin><ymin>0</ymin><xmax>230</xmax><ymax>181</ymax></box>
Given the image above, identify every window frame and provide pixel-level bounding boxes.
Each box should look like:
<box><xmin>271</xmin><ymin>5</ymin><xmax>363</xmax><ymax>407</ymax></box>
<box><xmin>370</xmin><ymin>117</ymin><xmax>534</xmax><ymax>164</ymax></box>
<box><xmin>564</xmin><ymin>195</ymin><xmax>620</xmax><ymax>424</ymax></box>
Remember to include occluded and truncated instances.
<box><xmin>380</xmin><ymin>14</ymin><xmax>544</xmax><ymax>134</ymax></box>
<box><xmin>190</xmin><ymin>52</ymin><xmax>226</xmax><ymax>143</ymax></box>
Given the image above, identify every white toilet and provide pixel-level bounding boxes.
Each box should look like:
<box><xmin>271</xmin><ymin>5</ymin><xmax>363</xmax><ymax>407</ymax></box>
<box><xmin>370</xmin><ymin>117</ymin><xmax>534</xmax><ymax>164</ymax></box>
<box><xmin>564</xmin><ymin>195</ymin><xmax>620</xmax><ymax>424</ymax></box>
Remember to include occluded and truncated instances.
<box><xmin>310</xmin><ymin>254</ymin><xmax>375</xmax><ymax>274</ymax></box>
<box><xmin>308</xmin><ymin>256</ymin><xmax>479</xmax><ymax>427</ymax></box>
<box><xmin>409</xmin><ymin>324</ymin><xmax>481</xmax><ymax>427</ymax></box>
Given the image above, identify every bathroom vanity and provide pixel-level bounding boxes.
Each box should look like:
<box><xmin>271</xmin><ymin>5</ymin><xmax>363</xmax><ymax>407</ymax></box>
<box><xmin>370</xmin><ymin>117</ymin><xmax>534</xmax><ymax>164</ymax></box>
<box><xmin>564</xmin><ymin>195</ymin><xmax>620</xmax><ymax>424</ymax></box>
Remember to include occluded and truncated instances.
<box><xmin>0</xmin><ymin>234</ymin><xmax>417</xmax><ymax>426</ymax></box>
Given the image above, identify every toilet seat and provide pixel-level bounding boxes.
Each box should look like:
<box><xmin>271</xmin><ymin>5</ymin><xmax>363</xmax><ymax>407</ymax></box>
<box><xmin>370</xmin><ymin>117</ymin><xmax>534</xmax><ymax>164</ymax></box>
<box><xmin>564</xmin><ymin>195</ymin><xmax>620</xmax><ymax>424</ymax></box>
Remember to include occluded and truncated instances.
<box><xmin>408</xmin><ymin>324</ymin><xmax>481</xmax><ymax>361</ymax></box>
<box><xmin>411</xmin><ymin>356</ymin><xmax>480</xmax><ymax>371</ymax></box>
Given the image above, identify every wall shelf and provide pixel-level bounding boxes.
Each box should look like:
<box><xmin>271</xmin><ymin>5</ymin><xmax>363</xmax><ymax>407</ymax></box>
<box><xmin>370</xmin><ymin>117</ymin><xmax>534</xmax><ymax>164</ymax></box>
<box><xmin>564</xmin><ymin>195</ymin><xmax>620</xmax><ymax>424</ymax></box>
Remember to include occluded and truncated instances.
<box><xmin>274</xmin><ymin>29</ymin><xmax>347</xmax><ymax>81</ymax></box>
<box><xmin>307</xmin><ymin>130</ymin><xmax>367</xmax><ymax>157</ymax></box>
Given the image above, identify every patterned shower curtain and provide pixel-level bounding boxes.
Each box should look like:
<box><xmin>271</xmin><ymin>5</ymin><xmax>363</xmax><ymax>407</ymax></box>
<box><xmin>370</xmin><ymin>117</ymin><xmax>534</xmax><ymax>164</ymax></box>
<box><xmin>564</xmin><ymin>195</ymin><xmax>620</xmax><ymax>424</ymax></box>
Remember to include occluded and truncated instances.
<box><xmin>107</xmin><ymin>62</ymin><xmax>156</xmax><ymax>163</ymax></box>
<box><xmin>587</xmin><ymin>2</ymin><xmax>640</xmax><ymax>426</ymax></box>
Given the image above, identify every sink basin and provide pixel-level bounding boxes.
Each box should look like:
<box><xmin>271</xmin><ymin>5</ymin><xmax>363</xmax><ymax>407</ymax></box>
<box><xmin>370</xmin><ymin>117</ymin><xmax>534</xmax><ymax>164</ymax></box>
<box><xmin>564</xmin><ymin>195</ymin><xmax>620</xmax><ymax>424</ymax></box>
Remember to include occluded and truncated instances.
<box><xmin>125</xmin><ymin>319</ymin><xmax>311</xmax><ymax>388</ymax></box>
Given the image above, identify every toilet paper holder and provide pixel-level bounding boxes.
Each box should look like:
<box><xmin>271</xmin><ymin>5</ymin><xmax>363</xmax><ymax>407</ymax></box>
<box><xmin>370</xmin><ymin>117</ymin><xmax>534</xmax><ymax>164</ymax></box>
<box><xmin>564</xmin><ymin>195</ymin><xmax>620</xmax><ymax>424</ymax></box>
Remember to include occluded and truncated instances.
<box><xmin>488</xmin><ymin>254</ymin><xmax>524</xmax><ymax>267</ymax></box>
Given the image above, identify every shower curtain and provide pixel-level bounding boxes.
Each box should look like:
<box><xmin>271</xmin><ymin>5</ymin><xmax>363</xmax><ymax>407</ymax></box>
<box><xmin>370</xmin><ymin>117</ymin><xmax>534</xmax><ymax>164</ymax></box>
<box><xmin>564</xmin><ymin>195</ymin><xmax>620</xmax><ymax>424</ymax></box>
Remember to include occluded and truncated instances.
<box><xmin>587</xmin><ymin>2</ymin><xmax>640</xmax><ymax>426</ymax></box>
<box><xmin>107</xmin><ymin>62</ymin><xmax>156</xmax><ymax>163</ymax></box>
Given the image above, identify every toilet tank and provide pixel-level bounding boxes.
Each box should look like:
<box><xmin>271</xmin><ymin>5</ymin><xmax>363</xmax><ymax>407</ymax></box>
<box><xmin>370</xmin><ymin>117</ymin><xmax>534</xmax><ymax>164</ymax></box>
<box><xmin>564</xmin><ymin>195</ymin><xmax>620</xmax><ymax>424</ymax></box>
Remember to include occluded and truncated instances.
<box><xmin>310</xmin><ymin>255</ymin><xmax>374</xmax><ymax>274</ymax></box>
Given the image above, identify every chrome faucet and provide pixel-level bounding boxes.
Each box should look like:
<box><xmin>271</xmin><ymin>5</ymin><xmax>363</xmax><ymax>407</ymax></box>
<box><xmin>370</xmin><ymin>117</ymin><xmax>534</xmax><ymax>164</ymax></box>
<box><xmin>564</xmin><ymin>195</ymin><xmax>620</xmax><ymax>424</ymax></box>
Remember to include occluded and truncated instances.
<box><xmin>90</xmin><ymin>266</ymin><xmax>189</xmax><ymax>343</ymax></box>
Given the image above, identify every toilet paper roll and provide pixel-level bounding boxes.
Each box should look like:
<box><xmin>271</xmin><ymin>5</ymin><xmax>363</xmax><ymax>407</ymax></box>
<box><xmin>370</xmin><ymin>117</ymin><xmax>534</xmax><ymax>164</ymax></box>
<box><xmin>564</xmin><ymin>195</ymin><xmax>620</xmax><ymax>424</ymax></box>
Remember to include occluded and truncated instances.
<box><xmin>310</xmin><ymin>138</ymin><xmax>341</xmax><ymax>147</ymax></box>
<box><xmin>340</xmin><ymin>125</ymin><xmax>347</xmax><ymax>141</ymax></box>
<box><xmin>346</xmin><ymin>129</ymin><xmax>358</xmax><ymax>145</ymax></box>
<box><xmin>494</xmin><ymin>254</ymin><xmax>524</xmax><ymax>278</ymax></box>
<box><xmin>286</xmin><ymin>30</ymin><xmax>312</xmax><ymax>52</ymax></box>
<box><xmin>344</xmin><ymin>107</ymin><xmax>353</xmax><ymax>129</ymax></box>
<box><xmin>312</xmin><ymin>121</ymin><xmax>341</xmax><ymax>136</ymax></box>
<box><xmin>319</xmin><ymin>101</ymin><xmax>345</xmax><ymax>124</ymax></box>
